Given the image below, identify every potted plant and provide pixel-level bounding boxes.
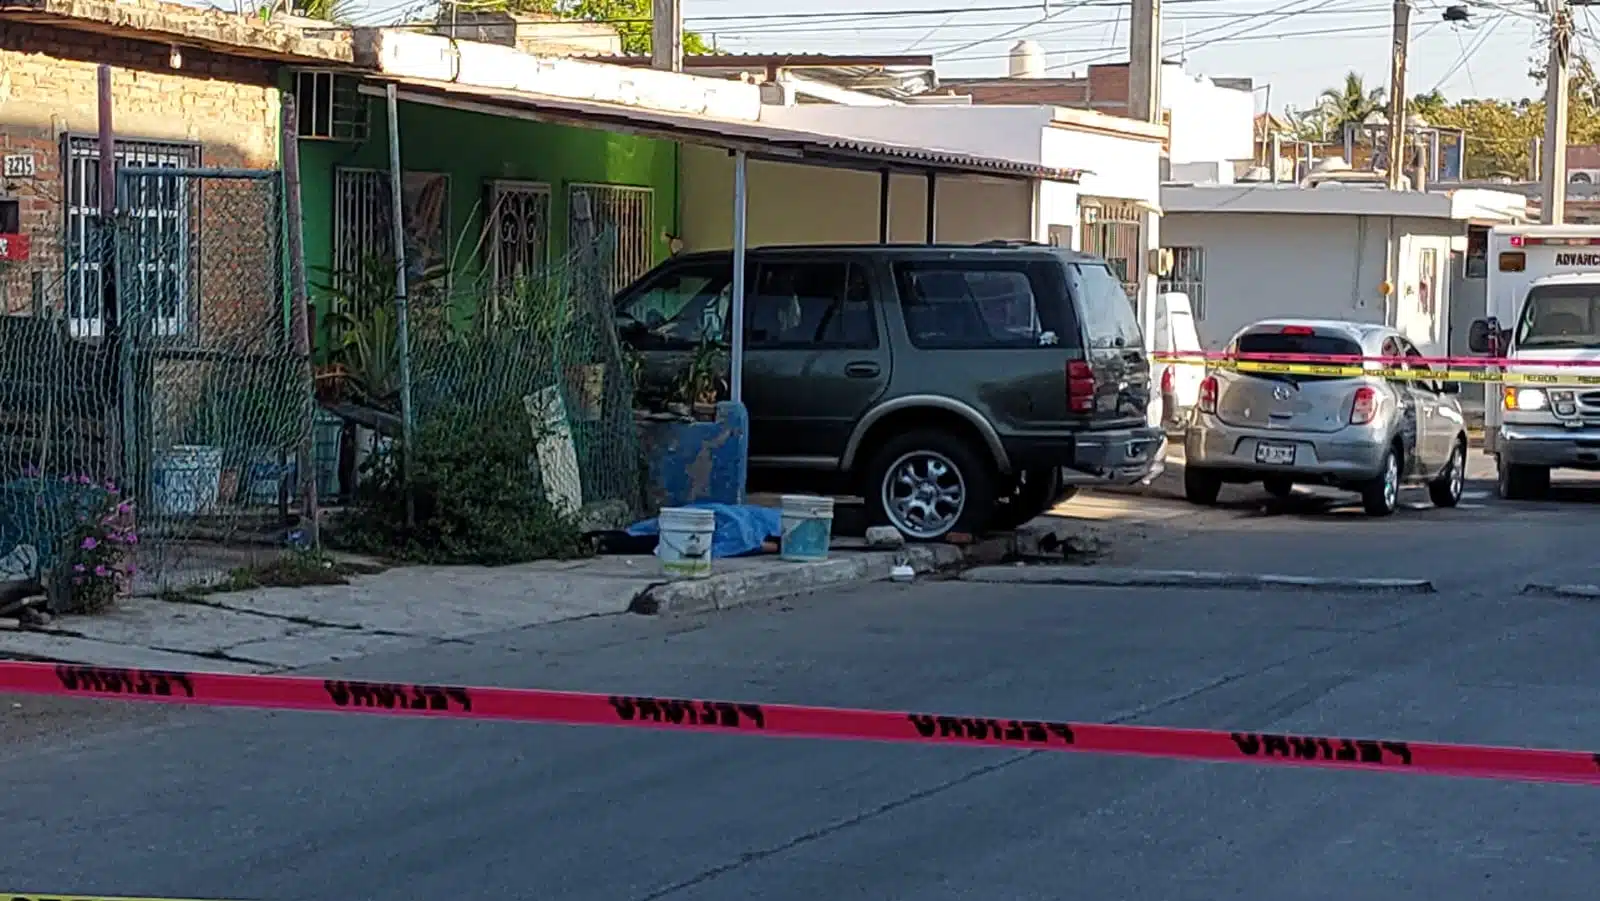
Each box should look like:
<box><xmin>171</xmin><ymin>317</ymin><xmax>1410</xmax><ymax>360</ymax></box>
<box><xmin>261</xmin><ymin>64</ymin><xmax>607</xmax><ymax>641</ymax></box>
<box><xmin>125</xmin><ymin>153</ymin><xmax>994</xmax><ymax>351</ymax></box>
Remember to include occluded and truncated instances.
<box><xmin>681</xmin><ymin>338</ymin><xmax>728</xmax><ymax>422</ymax></box>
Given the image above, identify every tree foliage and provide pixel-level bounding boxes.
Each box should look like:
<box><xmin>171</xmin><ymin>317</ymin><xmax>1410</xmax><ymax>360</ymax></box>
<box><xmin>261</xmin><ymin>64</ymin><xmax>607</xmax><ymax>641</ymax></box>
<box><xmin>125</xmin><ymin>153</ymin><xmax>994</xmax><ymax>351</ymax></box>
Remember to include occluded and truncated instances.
<box><xmin>1282</xmin><ymin>65</ymin><xmax>1600</xmax><ymax>180</ymax></box>
<box><xmin>499</xmin><ymin>0</ymin><xmax>714</xmax><ymax>55</ymax></box>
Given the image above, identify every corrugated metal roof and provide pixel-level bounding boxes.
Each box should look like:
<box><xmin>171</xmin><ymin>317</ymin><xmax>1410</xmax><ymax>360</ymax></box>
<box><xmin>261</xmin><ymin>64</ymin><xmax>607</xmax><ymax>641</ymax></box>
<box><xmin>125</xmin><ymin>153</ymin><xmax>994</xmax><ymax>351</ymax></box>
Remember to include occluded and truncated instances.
<box><xmin>365</xmin><ymin>76</ymin><xmax>1083</xmax><ymax>183</ymax></box>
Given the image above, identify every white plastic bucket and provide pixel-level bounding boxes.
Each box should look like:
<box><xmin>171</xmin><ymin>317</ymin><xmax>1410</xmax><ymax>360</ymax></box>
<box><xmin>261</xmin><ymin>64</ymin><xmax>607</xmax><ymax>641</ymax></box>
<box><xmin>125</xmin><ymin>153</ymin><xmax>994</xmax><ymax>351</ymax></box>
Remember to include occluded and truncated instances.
<box><xmin>656</xmin><ymin>506</ymin><xmax>715</xmax><ymax>579</ymax></box>
<box><xmin>152</xmin><ymin>445</ymin><xmax>223</xmax><ymax>516</ymax></box>
<box><xmin>780</xmin><ymin>494</ymin><xmax>834</xmax><ymax>562</ymax></box>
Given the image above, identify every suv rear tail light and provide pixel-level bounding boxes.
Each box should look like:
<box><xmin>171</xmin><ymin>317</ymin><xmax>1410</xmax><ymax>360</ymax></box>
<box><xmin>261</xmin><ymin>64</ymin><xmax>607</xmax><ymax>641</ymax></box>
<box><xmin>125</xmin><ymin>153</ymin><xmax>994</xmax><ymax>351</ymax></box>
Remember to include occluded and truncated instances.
<box><xmin>1280</xmin><ymin>325</ymin><xmax>1315</xmax><ymax>335</ymax></box>
<box><xmin>1197</xmin><ymin>375</ymin><xmax>1218</xmax><ymax>414</ymax></box>
<box><xmin>1350</xmin><ymin>385</ymin><xmax>1377</xmax><ymax>425</ymax></box>
<box><xmin>1160</xmin><ymin>366</ymin><xmax>1174</xmax><ymax>394</ymax></box>
<box><xmin>1067</xmin><ymin>361</ymin><xmax>1095</xmax><ymax>413</ymax></box>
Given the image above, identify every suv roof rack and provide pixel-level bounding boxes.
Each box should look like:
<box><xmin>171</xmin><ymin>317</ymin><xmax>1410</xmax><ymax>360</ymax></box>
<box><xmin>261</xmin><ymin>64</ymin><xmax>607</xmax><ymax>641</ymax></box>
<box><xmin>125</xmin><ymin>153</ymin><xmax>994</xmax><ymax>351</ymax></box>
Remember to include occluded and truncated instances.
<box><xmin>973</xmin><ymin>239</ymin><xmax>1051</xmax><ymax>247</ymax></box>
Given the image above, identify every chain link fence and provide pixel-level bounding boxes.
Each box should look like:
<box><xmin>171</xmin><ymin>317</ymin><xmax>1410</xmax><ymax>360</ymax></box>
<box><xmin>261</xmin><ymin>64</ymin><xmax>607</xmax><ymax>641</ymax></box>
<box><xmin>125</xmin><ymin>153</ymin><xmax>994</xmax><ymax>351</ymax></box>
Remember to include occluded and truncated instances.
<box><xmin>0</xmin><ymin>167</ymin><xmax>313</xmax><ymax>606</ymax></box>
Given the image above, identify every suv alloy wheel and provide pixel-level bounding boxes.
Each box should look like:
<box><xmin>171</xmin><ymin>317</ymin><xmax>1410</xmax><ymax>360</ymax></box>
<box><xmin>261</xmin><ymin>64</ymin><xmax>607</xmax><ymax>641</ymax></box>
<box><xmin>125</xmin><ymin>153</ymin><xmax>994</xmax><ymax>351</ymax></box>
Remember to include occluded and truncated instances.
<box><xmin>863</xmin><ymin>429</ymin><xmax>996</xmax><ymax>541</ymax></box>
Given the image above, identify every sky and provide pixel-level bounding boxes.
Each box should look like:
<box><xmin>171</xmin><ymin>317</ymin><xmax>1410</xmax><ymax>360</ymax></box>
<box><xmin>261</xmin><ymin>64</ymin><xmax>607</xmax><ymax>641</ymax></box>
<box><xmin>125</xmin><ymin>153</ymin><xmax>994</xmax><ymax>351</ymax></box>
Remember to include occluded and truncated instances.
<box><xmin>348</xmin><ymin>0</ymin><xmax>1596</xmax><ymax>115</ymax></box>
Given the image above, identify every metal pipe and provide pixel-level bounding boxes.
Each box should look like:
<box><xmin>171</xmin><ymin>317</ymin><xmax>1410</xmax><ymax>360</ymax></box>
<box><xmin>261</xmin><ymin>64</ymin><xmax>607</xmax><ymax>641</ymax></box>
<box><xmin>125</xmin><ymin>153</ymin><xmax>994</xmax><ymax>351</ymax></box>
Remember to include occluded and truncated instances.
<box><xmin>730</xmin><ymin>149</ymin><xmax>748</xmax><ymax>406</ymax></box>
<box><xmin>385</xmin><ymin>83</ymin><xmax>417</xmax><ymax>527</ymax></box>
<box><xmin>878</xmin><ymin>170</ymin><xmax>890</xmax><ymax>243</ymax></box>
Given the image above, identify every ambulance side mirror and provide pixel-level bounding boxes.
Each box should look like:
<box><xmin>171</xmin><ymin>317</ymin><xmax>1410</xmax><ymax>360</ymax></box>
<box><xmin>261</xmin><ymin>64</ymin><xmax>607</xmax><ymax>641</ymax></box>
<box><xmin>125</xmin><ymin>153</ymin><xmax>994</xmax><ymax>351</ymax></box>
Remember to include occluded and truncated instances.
<box><xmin>1467</xmin><ymin>319</ymin><xmax>1492</xmax><ymax>354</ymax></box>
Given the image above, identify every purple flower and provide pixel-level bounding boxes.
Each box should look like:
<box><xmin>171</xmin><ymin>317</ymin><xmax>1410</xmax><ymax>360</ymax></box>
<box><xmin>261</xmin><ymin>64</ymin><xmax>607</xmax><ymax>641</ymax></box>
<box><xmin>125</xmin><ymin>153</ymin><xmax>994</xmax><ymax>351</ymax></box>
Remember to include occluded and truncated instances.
<box><xmin>73</xmin><ymin>563</ymin><xmax>86</xmax><ymax>573</ymax></box>
<box><xmin>116</xmin><ymin>502</ymin><xmax>133</xmax><ymax>516</ymax></box>
<box><xmin>125</xmin><ymin>533</ymin><xmax>139</xmax><ymax>545</ymax></box>
<box><xmin>93</xmin><ymin>565</ymin><xmax>109</xmax><ymax>577</ymax></box>
<box><xmin>104</xmin><ymin>480</ymin><xmax>119</xmax><ymax>493</ymax></box>
<box><xmin>81</xmin><ymin>536</ymin><xmax>98</xmax><ymax>550</ymax></box>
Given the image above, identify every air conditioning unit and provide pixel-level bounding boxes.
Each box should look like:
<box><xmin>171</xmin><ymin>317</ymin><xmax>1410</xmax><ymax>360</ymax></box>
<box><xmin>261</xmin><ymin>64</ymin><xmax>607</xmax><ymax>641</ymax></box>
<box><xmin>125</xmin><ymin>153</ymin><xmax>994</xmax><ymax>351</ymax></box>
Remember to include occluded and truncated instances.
<box><xmin>1569</xmin><ymin>169</ymin><xmax>1600</xmax><ymax>184</ymax></box>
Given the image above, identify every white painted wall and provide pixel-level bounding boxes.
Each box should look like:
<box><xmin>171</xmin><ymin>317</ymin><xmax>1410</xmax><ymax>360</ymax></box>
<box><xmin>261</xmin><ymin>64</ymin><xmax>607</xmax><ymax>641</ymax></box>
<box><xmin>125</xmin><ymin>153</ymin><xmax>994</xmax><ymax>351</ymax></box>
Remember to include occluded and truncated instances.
<box><xmin>1160</xmin><ymin>63</ymin><xmax>1255</xmax><ymax>166</ymax></box>
<box><xmin>1162</xmin><ymin>211</ymin><xmax>1465</xmax><ymax>355</ymax></box>
<box><xmin>757</xmin><ymin>105</ymin><xmax>1054</xmax><ymax>163</ymax></box>
<box><xmin>678</xmin><ymin>145</ymin><xmax>1032</xmax><ymax>251</ymax></box>
<box><xmin>359</xmin><ymin>29</ymin><xmax>765</xmax><ymax>120</ymax></box>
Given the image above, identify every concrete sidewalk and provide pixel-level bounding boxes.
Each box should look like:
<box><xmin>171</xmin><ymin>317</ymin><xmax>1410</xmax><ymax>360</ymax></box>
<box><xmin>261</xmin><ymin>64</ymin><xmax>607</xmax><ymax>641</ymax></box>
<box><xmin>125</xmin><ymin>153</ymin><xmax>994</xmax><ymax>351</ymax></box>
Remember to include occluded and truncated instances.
<box><xmin>0</xmin><ymin>541</ymin><xmax>992</xmax><ymax>674</ymax></box>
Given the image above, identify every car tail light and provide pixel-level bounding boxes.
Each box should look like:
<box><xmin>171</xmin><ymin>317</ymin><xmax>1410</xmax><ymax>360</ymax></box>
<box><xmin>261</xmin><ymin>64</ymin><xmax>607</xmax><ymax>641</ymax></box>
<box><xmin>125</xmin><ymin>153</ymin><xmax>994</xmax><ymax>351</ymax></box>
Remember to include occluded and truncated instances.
<box><xmin>1067</xmin><ymin>360</ymin><xmax>1095</xmax><ymax>413</ymax></box>
<box><xmin>1280</xmin><ymin>325</ymin><xmax>1315</xmax><ymax>335</ymax></box>
<box><xmin>1198</xmin><ymin>375</ymin><xmax>1218</xmax><ymax>414</ymax></box>
<box><xmin>1349</xmin><ymin>385</ymin><xmax>1377</xmax><ymax>425</ymax></box>
<box><xmin>1160</xmin><ymin>366</ymin><xmax>1174</xmax><ymax>394</ymax></box>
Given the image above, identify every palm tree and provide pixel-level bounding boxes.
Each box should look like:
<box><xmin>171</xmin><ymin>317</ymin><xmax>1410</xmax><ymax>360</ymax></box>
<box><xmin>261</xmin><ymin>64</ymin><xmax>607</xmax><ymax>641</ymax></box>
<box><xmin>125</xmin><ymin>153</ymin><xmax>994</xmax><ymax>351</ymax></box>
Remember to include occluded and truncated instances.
<box><xmin>291</xmin><ymin>0</ymin><xmax>358</xmax><ymax>22</ymax></box>
<box><xmin>1319</xmin><ymin>71</ymin><xmax>1387</xmax><ymax>137</ymax></box>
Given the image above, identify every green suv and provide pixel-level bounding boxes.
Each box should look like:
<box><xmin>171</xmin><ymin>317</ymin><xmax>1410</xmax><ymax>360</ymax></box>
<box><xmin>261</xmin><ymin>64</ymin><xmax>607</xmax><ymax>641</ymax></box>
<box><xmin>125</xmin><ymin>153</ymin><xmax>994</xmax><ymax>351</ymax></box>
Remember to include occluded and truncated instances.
<box><xmin>615</xmin><ymin>243</ymin><xmax>1164</xmax><ymax>540</ymax></box>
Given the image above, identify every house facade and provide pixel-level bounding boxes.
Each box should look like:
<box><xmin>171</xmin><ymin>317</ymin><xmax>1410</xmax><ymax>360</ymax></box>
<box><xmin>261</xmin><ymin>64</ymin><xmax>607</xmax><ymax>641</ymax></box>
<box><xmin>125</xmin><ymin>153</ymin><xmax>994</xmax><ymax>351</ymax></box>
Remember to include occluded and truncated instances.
<box><xmin>1158</xmin><ymin>184</ymin><xmax>1527</xmax><ymax>361</ymax></box>
<box><xmin>0</xmin><ymin>0</ymin><xmax>351</xmax><ymax>337</ymax></box>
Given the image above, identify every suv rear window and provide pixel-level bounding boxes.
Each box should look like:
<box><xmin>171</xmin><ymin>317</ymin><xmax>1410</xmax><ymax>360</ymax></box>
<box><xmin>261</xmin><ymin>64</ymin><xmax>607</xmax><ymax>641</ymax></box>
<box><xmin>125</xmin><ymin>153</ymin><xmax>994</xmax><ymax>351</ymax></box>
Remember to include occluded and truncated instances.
<box><xmin>892</xmin><ymin>261</ymin><xmax>1063</xmax><ymax>349</ymax></box>
<box><xmin>1235</xmin><ymin>331</ymin><xmax>1362</xmax><ymax>382</ymax></box>
<box><xmin>1068</xmin><ymin>263</ymin><xmax>1142</xmax><ymax>349</ymax></box>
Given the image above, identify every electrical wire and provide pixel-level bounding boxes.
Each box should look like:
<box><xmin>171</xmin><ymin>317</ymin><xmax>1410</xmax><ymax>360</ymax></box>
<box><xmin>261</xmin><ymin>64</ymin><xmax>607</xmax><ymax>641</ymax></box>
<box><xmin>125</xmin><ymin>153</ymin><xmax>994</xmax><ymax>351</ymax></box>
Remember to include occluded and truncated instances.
<box><xmin>1431</xmin><ymin>12</ymin><xmax>1506</xmax><ymax>92</ymax></box>
<box><xmin>708</xmin><ymin>5</ymin><xmax>1392</xmax><ymax>38</ymax></box>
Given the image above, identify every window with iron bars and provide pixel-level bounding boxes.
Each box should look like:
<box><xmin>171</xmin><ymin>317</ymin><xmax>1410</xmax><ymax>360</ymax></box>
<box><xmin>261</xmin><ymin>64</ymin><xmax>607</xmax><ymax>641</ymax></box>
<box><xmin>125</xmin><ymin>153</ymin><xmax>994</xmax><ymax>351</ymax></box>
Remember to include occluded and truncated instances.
<box><xmin>294</xmin><ymin>70</ymin><xmax>369</xmax><ymax>143</ymax></box>
<box><xmin>567</xmin><ymin>183</ymin><xmax>654</xmax><ymax>297</ymax></box>
<box><xmin>486</xmin><ymin>180</ymin><xmax>552</xmax><ymax>291</ymax></box>
<box><xmin>1079</xmin><ymin>198</ymin><xmax>1142</xmax><ymax>303</ymax></box>
<box><xmin>332</xmin><ymin>168</ymin><xmax>393</xmax><ymax>283</ymax></box>
<box><xmin>63</xmin><ymin>135</ymin><xmax>199</xmax><ymax>340</ymax></box>
<box><xmin>1158</xmin><ymin>246</ymin><xmax>1205</xmax><ymax>319</ymax></box>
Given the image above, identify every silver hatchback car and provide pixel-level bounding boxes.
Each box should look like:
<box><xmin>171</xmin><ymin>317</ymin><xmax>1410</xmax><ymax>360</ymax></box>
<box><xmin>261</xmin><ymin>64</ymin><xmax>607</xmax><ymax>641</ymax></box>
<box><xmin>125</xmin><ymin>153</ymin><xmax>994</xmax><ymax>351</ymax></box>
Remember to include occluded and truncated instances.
<box><xmin>1184</xmin><ymin>319</ymin><xmax>1470</xmax><ymax>516</ymax></box>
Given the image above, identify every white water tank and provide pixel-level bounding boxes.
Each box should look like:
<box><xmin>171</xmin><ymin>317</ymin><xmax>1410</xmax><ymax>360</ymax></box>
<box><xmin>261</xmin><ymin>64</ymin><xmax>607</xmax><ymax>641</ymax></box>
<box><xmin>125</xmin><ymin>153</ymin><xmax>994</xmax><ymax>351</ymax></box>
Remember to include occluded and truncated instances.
<box><xmin>1008</xmin><ymin>39</ymin><xmax>1046</xmax><ymax>78</ymax></box>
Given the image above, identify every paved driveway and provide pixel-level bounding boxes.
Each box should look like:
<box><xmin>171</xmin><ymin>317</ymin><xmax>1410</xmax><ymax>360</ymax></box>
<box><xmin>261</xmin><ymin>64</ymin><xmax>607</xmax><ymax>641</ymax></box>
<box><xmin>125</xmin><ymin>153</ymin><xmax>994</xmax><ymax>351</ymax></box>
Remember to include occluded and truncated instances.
<box><xmin>3</xmin><ymin>460</ymin><xmax>1600</xmax><ymax>900</ymax></box>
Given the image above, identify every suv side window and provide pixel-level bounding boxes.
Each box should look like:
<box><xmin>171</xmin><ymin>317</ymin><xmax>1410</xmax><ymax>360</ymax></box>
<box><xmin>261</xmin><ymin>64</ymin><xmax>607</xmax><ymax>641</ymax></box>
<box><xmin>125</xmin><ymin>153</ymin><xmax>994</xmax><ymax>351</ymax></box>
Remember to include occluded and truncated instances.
<box><xmin>892</xmin><ymin>261</ymin><xmax>1060</xmax><ymax>349</ymax></box>
<box><xmin>1068</xmin><ymin>262</ymin><xmax>1142</xmax><ymax>349</ymax></box>
<box><xmin>746</xmin><ymin>260</ymin><xmax>877</xmax><ymax>349</ymax></box>
<box><xmin>615</xmin><ymin>261</ymin><xmax>733</xmax><ymax>350</ymax></box>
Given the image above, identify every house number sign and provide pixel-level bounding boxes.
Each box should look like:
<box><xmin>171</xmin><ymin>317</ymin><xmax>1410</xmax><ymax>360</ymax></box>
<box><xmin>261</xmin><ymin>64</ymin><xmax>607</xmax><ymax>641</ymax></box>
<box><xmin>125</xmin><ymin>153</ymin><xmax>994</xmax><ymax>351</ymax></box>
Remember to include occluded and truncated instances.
<box><xmin>2</xmin><ymin>154</ymin><xmax>37</xmax><ymax>178</ymax></box>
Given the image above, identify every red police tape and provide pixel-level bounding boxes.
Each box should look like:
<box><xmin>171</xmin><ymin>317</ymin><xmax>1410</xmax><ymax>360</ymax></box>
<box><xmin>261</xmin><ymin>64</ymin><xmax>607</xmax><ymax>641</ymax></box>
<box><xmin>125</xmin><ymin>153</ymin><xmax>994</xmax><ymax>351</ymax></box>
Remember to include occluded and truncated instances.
<box><xmin>4</xmin><ymin>660</ymin><xmax>1599</xmax><ymax>786</ymax></box>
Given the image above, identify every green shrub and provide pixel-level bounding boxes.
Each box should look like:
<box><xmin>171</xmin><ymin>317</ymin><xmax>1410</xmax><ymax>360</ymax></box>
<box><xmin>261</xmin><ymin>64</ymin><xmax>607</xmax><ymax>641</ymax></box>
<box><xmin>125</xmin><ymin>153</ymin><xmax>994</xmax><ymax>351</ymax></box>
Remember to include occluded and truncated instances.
<box><xmin>337</xmin><ymin>397</ymin><xmax>588</xmax><ymax>565</ymax></box>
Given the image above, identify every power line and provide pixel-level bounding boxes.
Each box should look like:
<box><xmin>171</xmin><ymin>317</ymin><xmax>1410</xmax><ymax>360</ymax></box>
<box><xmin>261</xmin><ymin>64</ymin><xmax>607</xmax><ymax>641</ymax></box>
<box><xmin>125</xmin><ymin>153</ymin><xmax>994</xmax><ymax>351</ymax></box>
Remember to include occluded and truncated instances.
<box><xmin>709</xmin><ymin>5</ymin><xmax>1392</xmax><ymax>38</ymax></box>
<box><xmin>1431</xmin><ymin>12</ymin><xmax>1506</xmax><ymax>91</ymax></box>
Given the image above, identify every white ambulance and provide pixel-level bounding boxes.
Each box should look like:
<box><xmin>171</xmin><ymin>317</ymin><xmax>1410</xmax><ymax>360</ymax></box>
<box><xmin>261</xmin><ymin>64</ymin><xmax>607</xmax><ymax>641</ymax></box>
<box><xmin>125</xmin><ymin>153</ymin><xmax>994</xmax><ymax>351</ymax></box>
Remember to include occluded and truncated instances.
<box><xmin>1470</xmin><ymin>224</ymin><xmax>1600</xmax><ymax>498</ymax></box>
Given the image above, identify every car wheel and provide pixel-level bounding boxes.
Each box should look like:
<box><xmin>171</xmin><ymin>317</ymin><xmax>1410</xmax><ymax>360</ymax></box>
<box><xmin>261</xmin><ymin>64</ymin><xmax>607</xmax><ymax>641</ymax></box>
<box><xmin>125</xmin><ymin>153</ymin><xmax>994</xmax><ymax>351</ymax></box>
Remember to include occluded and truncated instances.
<box><xmin>1361</xmin><ymin>445</ymin><xmax>1400</xmax><ymax>517</ymax></box>
<box><xmin>1184</xmin><ymin>467</ymin><xmax>1222</xmax><ymax>505</ymax></box>
<box><xmin>991</xmin><ymin>468</ymin><xmax>1079</xmax><ymax>531</ymax></box>
<box><xmin>863</xmin><ymin>429</ymin><xmax>996</xmax><ymax>541</ymax></box>
<box><xmin>1263</xmin><ymin>476</ymin><xmax>1294</xmax><ymax>499</ymax></box>
<box><xmin>1496</xmin><ymin>456</ymin><xmax>1550</xmax><ymax>500</ymax></box>
<box><xmin>1428</xmin><ymin>439</ymin><xmax>1465</xmax><ymax>508</ymax></box>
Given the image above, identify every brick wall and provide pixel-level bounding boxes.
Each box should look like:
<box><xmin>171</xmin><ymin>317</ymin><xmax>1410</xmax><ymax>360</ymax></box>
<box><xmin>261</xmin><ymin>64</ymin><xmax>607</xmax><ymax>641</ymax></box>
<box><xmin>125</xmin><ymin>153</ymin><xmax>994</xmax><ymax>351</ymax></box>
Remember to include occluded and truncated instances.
<box><xmin>0</xmin><ymin>20</ymin><xmax>280</xmax><ymax>321</ymax></box>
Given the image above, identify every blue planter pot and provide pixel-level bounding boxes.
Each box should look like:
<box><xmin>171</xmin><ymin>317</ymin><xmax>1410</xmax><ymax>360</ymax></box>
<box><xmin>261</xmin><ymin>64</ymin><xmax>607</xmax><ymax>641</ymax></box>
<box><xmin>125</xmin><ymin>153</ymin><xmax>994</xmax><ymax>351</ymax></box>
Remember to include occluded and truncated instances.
<box><xmin>636</xmin><ymin>401</ymin><xmax>748</xmax><ymax>509</ymax></box>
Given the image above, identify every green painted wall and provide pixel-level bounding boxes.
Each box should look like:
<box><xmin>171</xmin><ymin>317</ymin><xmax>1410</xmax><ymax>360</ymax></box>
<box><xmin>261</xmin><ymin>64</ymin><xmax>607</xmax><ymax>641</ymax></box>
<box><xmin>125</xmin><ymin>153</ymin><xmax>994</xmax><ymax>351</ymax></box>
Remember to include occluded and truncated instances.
<box><xmin>298</xmin><ymin>95</ymin><xmax>680</xmax><ymax>348</ymax></box>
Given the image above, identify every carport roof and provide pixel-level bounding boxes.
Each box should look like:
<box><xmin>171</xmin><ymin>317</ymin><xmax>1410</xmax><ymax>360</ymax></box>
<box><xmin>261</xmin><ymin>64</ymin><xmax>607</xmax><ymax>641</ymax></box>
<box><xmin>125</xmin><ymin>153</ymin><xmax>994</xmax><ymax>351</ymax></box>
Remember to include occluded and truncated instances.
<box><xmin>358</xmin><ymin>76</ymin><xmax>1084</xmax><ymax>184</ymax></box>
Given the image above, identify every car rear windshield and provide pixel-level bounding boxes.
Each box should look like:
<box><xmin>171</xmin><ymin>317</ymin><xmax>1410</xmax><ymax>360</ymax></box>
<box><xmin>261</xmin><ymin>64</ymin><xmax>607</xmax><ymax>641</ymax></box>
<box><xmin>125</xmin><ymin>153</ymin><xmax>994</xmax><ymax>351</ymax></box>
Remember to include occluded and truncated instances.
<box><xmin>1069</xmin><ymin>263</ymin><xmax>1143</xmax><ymax>349</ymax></box>
<box><xmin>1235</xmin><ymin>331</ymin><xmax>1363</xmax><ymax>382</ymax></box>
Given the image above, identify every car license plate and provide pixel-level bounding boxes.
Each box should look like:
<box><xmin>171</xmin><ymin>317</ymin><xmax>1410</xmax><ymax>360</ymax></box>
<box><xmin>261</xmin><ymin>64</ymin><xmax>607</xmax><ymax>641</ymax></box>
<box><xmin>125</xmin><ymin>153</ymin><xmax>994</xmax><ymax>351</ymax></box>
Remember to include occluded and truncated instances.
<box><xmin>1255</xmin><ymin>442</ymin><xmax>1296</xmax><ymax>465</ymax></box>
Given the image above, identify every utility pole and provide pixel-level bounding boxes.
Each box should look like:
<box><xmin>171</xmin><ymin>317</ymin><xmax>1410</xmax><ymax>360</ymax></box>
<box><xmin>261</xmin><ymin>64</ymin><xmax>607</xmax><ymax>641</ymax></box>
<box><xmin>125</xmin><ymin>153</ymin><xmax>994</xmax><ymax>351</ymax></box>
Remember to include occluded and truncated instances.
<box><xmin>1129</xmin><ymin>0</ymin><xmax>1161</xmax><ymax>423</ymax></box>
<box><xmin>1385</xmin><ymin>0</ymin><xmax>1410</xmax><ymax>190</ymax></box>
<box><xmin>1128</xmin><ymin>0</ymin><xmax>1161</xmax><ymax>124</ymax></box>
<box><xmin>652</xmin><ymin>0</ymin><xmax>683</xmax><ymax>72</ymax></box>
<box><xmin>1541</xmin><ymin>0</ymin><xmax>1572</xmax><ymax>224</ymax></box>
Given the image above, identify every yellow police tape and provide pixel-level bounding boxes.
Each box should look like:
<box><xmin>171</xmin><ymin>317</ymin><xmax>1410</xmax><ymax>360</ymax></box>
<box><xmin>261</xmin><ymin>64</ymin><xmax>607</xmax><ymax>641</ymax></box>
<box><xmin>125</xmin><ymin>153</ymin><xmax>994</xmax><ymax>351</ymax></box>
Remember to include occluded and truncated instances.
<box><xmin>3</xmin><ymin>894</ymin><xmax>239</xmax><ymax>901</ymax></box>
<box><xmin>1150</xmin><ymin>355</ymin><xmax>1600</xmax><ymax>386</ymax></box>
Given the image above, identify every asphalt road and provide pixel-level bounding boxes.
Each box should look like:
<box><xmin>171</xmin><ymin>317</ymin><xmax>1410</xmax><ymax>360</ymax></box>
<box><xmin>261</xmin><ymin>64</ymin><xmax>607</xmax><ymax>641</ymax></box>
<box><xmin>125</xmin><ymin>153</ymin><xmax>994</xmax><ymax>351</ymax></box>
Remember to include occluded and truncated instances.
<box><xmin>4</xmin><ymin>449</ymin><xmax>1600</xmax><ymax>900</ymax></box>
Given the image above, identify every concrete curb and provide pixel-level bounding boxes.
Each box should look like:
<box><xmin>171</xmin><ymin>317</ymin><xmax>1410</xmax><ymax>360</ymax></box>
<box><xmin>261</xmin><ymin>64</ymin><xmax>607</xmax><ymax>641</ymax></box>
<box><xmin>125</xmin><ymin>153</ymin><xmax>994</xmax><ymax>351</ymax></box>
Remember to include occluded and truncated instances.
<box><xmin>960</xmin><ymin>566</ymin><xmax>1436</xmax><ymax>594</ymax></box>
<box><xmin>633</xmin><ymin>537</ymin><xmax>1008</xmax><ymax>616</ymax></box>
<box><xmin>1522</xmin><ymin>582</ymin><xmax>1600</xmax><ymax>600</ymax></box>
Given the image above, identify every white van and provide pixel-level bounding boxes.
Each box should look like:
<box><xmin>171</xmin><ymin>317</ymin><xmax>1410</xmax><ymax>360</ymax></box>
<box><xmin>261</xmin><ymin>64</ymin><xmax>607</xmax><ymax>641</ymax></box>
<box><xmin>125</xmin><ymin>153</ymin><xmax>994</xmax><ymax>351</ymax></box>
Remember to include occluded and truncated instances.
<box><xmin>1152</xmin><ymin>291</ymin><xmax>1204</xmax><ymax>428</ymax></box>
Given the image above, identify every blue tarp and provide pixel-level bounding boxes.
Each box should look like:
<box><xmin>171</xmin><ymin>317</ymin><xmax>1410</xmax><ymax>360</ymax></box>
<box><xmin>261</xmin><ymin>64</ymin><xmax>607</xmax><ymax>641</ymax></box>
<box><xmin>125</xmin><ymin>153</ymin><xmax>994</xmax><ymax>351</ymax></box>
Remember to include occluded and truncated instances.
<box><xmin>625</xmin><ymin>503</ymin><xmax>781</xmax><ymax>559</ymax></box>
